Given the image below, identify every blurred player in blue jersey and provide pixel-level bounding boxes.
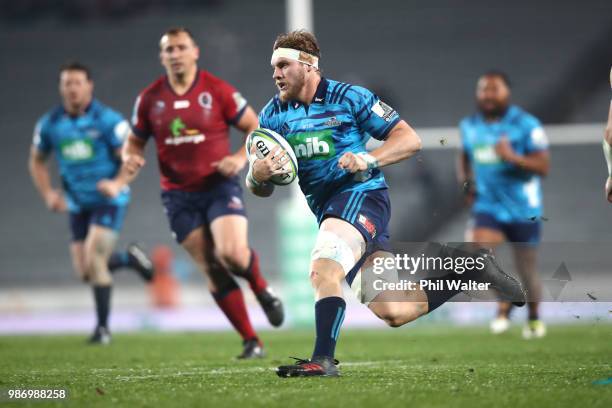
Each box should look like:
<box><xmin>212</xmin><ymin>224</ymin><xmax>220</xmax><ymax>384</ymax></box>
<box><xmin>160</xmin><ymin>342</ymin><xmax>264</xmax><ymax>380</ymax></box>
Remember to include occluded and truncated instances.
<box><xmin>603</xmin><ymin>67</ymin><xmax>612</xmax><ymax>203</ymax></box>
<box><xmin>458</xmin><ymin>71</ymin><xmax>550</xmax><ymax>339</ymax></box>
<box><xmin>28</xmin><ymin>62</ymin><xmax>153</xmax><ymax>345</ymax></box>
<box><xmin>249</xmin><ymin>31</ymin><xmax>526</xmax><ymax>377</ymax></box>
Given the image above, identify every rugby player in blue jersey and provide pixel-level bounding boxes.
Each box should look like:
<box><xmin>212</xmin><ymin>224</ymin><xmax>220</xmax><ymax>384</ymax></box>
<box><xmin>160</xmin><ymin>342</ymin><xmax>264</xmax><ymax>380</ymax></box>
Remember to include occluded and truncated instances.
<box><xmin>458</xmin><ymin>71</ymin><xmax>550</xmax><ymax>339</ymax></box>
<box><xmin>248</xmin><ymin>31</ymin><xmax>525</xmax><ymax>377</ymax></box>
<box><xmin>29</xmin><ymin>62</ymin><xmax>153</xmax><ymax>344</ymax></box>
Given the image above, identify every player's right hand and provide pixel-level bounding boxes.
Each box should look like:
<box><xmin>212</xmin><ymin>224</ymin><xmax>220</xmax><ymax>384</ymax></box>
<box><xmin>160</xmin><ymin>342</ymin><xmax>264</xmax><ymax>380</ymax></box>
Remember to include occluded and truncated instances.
<box><xmin>212</xmin><ymin>153</ymin><xmax>247</xmax><ymax>178</ymax></box>
<box><xmin>495</xmin><ymin>137</ymin><xmax>518</xmax><ymax>164</ymax></box>
<box><xmin>44</xmin><ymin>189</ymin><xmax>67</xmax><ymax>213</ymax></box>
<box><xmin>605</xmin><ymin>177</ymin><xmax>612</xmax><ymax>203</ymax></box>
<box><xmin>250</xmin><ymin>144</ymin><xmax>290</xmax><ymax>183</ymax></box>
<box><xmin>97</xmin><ymin>179</ymin><xmax>122</xmax><ymax>198</ymax></box>
<box><xmin>123</xmin><ymin>154</ymin><xmax>146</xmax><ymax>175</ymax></box>
<box><xmin>338</xmin><ymin>152</ymin><xmax>368</xmax><ymax>173</ymax></box>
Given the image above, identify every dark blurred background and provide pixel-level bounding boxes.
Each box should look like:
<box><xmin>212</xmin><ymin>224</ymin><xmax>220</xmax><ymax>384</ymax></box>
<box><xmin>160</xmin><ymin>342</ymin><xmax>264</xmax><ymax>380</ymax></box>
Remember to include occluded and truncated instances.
<box><xmin>0</xmin><ymin>0</ymin><xmax>610</xmax><ymax>293</ymax></box>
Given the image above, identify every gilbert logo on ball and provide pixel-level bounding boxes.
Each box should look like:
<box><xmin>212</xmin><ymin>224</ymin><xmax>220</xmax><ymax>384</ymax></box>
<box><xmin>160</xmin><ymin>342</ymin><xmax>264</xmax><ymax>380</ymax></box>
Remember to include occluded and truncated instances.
<box><xmin>246</xmin><ymin>128</ymin><xmax>298</xmax><ymax>185</ymax></box>
<box><xmin>256</xmin><ymin>140</ymin><xmax>270</xmax><ymax>157</ymax></box>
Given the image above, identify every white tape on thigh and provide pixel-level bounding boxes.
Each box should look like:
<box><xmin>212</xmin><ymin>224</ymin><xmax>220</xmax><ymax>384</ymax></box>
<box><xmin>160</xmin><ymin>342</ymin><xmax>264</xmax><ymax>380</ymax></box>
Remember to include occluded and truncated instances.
<box><xmin>311</xmin><ymin>230</ymin><xmax>355</xmax><ymax>274</ymax></box>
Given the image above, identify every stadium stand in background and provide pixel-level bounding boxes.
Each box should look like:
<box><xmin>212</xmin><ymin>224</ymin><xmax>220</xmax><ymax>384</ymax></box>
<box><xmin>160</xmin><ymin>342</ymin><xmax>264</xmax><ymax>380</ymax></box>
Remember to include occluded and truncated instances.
<box><xmin>0</xmin><ymin>0</ymin><xmax>610</xmax><ymax>287</ymax></box>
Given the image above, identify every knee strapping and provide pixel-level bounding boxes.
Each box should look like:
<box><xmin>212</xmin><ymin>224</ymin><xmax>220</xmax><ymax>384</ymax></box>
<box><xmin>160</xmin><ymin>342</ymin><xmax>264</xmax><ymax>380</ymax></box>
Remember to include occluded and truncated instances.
<box><xmin>311</xmin><ymin>230</ymin><xmax>356</xmax><ymax>275</ymax></box>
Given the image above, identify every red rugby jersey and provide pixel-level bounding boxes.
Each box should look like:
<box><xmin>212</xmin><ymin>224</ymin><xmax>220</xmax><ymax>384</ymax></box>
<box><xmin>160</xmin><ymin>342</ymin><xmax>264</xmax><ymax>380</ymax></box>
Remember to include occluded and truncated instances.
<box><xmin>131</xmin><ymin>70</ymin><xmax>247</xmax><ymax>191</ymax></box>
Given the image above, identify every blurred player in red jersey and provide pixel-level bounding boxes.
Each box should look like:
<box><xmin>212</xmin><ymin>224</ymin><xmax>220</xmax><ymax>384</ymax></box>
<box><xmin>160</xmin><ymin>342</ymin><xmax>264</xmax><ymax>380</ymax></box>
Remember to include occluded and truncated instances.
<box><xmin>100</xmin><ymin>27</ymin><xmax>284</xmax><ymax>358</ymax></box>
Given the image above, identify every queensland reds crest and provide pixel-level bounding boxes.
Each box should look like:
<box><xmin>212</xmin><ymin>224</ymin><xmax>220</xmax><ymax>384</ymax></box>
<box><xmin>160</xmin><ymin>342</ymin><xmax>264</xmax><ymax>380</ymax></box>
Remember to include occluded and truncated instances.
<box><xmin>198</xmin><ymin>92</ymin><xmax>213</xmax><ymax>110</ymax></box>
<box><xmin>153</xmin><ymin>100</ymin><xmax>166</xmax><ymax>115</ymax></box>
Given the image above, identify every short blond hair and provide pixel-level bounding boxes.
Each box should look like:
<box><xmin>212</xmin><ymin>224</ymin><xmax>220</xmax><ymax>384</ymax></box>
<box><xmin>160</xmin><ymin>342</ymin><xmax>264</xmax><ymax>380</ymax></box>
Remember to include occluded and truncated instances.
<box><xmin>273</xmin><ymin>30</ymin><xmax>320</xmax><ymax>59</ymax></box>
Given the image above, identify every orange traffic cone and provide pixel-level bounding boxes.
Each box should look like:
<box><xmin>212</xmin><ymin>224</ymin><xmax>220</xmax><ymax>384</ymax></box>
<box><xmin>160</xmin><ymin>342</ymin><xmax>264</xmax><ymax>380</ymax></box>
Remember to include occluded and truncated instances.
<box><xmin>150</xmin><ymin>245</ymin><xmax>179</xmax><ymax>308</ymax></box>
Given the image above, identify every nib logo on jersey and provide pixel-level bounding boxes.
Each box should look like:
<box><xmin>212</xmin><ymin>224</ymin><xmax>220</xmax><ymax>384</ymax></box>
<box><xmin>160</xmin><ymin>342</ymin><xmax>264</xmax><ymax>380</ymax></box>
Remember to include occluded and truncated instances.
<box><xmin>473</xmin><ymin>143</ymin><xmax>501</xmax><ymax>164</ymax></box>
<box><xmin>288</xmin><ymin>130</ymin><xmax>335</xmax><ymax>160</ymax></box>
<box><xmin>60</xmin><ymin>138</ymin><xmax>94</xmax><ymax>162</ymax></box>
<box><xmin>165</xmin><ymin>117</ymin><xmax>205</xmax><ymax>146</ymax></box>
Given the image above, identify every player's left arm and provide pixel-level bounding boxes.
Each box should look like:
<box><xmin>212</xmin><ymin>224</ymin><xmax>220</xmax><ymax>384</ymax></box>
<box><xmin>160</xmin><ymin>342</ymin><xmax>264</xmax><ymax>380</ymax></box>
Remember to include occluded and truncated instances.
<box><xmin>339</xmin><ymin>88</ymin><xmax>421</xmax><ymax>173</ymax></box>
<box><xmin>495</xmin><ymin>126</ymin><xmax>550</xmax><ymax>176</ymax></box>
<box><xmin>213</xmin><ymin>106</ymin><xmax>258</xmax><ymax>178</ymax></box>
<box><xmin>339</xmin><ymin>120</ymin><xmax>421</xmax><ymax>172</ymax></box>
<box><xmin>457</xmin><ymin>124</ymin><xmax>475</xmax><ymax>206</ymax></box>
<box><xmin>97</xmin><ymin>117</ymin><xmax>142</xmax><ymax>198</ymax></box>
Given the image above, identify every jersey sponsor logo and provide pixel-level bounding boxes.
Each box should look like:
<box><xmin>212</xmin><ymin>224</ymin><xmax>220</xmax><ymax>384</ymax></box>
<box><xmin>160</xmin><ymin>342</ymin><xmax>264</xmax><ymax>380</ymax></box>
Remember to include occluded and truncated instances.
<box><xmin>232</xmin><ymin>92</ymin><xmax>247</xmax><ymax>112</ymax></box>
<box><xmin>165</xmin><ymin>117</ymin><xmax>205</xmax><ymax>145</ymax></box>
<box><xmin>288</xmin><ymin>130</ymin><xmax>335</xmax><ymax>160</ymax></box>
<box><xmin>113</xmin><ymin>120</ymin><xmax>130</xmax><ymax>143</ymax></box>
<box><xmin>60</xmin><ymin>138</ymin><xmax>94</xmax><ymax>161</ymax></box>
<box><xmin>131</xmin><ymin>95</ymin><xmax>142</xmax><ymax>126</ymax></box>
<box><xmin>198</xmin><ymin>92</ymin><xmax>213</xmax><ymax>109</ymax></box>
<box><xmin>358</xmin><ymin>214</ymin><xmax>377</xmax><ymax>238</ymax></box>
<box><xmin>174</xmin><ymin>100</ymin><xmax>190</xmax><ymax>109</ymax></box>
<box><xmin>473</xmin><ymin>144</ymin><xmax>500</xmax><ymax>164</ymax></box>
<box><xmin>170</xmin><ymin>117</ymin><xmax>186</xmax><ymax>137</ymax></box>
<box><xmin>227</xmin><ymin>196</ymin><xmax>244</xmax><ymax>210</ymax></box>
<box><xmin>371</xmin><ymin>100</ymin><xmax>396</xmax><ymax>122</ymax></box>
<box><xmin>33</xmin><ymin>133</ymin><xmax>41</xmax><ymax>146</ymax></box>
<box><xmin>530</xmin><ymin>127</ymin><xmax>548</xmax><ymax>149</ymax></box>
<box><xmin>32</xmin><ymin>123</ymin><xmax>42</xmax><ymax>146</ymax></box>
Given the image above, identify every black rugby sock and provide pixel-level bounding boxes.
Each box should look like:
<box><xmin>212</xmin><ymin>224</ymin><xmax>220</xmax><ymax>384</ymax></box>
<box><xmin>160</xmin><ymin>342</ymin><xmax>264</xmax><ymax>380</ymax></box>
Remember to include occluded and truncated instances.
<box><xmin>312</xmin><ymin>296</ymin><xmax>346</xmax><ymax>359</ymax></box>
<box><xmin>93</xmin><ymin>285</ymin><xmax>112</xmax><ymax>328</ymax></box>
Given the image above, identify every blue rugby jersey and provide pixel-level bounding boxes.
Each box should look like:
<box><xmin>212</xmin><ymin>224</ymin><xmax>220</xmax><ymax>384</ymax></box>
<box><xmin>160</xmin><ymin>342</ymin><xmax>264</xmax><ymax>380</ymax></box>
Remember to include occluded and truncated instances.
<box><xmin>33</xmin><ymin>99</ymin><xmax>130</xmax><ymax>211</ymax></box>
<box><xmin>259</xmin><ymin>77</ymin><xmax>400</xmax><ymax>218</ymax></box>
<box><xmin>460</xmin><ymin>105</ymin><xmax>548</xmax><ymax>223</ymax></box>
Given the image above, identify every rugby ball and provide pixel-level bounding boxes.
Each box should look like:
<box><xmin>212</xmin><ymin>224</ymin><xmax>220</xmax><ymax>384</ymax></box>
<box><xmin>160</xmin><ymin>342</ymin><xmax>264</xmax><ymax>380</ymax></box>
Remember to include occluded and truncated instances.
<box><xmin>246</xmin><ymin>128</ymin><xmax>298</xmax><ymax>185</ymax></box>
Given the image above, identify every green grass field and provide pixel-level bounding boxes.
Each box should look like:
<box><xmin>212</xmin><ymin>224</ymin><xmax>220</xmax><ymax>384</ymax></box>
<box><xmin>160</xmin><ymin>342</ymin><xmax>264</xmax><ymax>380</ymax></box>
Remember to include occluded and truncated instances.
<box><xmin>1</xmin><ymin>324</ymin><xmax>610</xmax><ymax>407</ymax></box>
